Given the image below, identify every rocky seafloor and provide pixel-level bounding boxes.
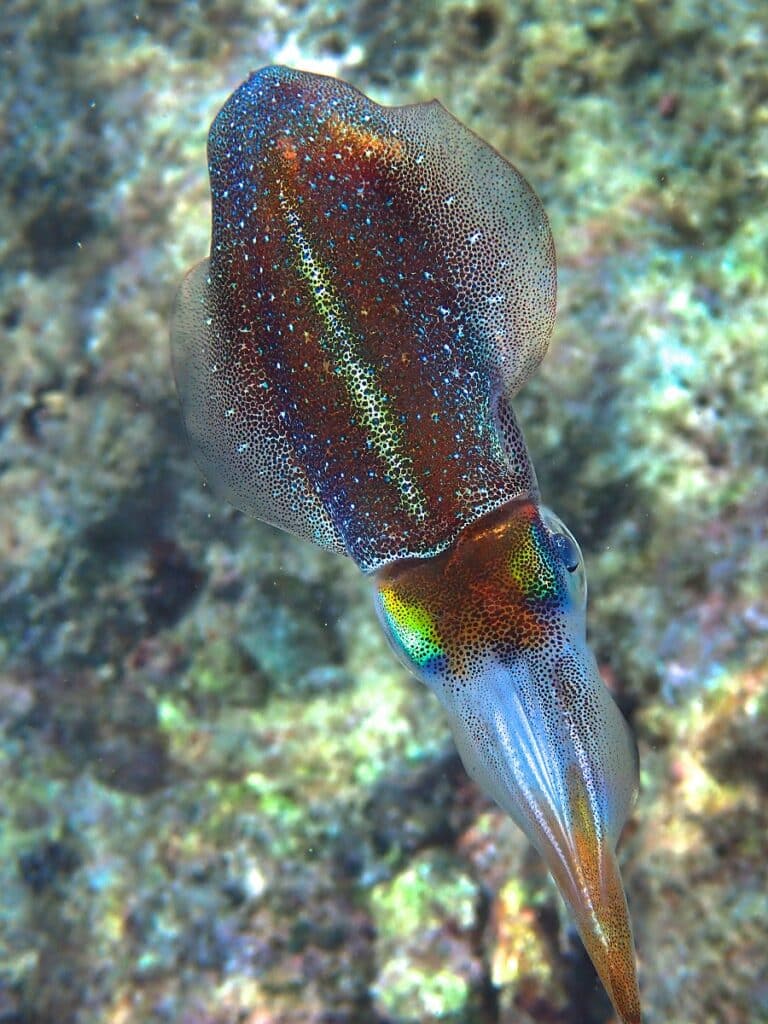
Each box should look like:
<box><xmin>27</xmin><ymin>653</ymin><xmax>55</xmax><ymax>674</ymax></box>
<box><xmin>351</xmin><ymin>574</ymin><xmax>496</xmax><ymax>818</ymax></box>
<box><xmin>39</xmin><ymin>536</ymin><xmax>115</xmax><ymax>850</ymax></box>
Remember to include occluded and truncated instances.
<box><xmin>1</xmin><ymin>1</ymin><xmax>767</xmax><ymax>1022</ymax></box>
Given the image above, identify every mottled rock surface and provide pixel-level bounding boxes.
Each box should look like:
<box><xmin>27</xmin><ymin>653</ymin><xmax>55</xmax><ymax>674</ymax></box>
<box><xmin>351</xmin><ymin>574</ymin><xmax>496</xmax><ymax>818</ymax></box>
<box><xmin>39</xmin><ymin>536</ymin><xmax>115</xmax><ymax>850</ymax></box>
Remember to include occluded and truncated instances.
<box><xmin>1</xmin><ymin>1</ymin><xmax>766</xmax><ymax>1022</ymax></box>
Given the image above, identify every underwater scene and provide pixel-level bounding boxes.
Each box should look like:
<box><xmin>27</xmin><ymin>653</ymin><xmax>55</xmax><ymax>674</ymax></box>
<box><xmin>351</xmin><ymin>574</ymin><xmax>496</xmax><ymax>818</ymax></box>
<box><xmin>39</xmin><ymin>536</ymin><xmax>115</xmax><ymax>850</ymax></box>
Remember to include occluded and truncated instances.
<box><xmin>1</xmin><ymin>2</ymin><xmax>766</xmax><ymax>1023</ymax></box>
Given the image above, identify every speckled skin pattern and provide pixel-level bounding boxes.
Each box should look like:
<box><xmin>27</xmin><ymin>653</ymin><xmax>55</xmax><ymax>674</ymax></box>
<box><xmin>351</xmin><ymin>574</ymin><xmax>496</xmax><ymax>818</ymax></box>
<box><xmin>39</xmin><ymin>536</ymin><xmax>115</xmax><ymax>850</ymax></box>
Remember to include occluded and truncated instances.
<box><xmin>172</xmin><ymin>65</ymin><xmax>552</xmax><ymax>570</ymax></box>
<box><xmin>172</xmin><ymin>65</ymin><xmax>641</xmax><ymax>1023</ymax></box>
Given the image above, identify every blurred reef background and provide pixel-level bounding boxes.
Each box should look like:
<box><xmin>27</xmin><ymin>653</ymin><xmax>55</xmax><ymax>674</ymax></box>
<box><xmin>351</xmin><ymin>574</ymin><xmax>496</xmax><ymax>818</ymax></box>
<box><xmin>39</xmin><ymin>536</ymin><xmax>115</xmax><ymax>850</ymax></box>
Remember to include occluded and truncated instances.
<box><xmin>1</xmin><ymin>1</ymin><xmax>767</xmax><ymax>1022</ymax></box>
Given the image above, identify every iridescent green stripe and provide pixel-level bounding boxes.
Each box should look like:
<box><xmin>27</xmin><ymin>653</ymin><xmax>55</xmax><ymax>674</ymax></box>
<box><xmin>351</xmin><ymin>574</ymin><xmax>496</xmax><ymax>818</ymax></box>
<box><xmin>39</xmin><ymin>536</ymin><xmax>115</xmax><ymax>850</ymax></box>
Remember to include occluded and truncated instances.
<box><xmin>380</xmin><ymin>588</ymin><xmax>444</xmax><ymax>666</ymax></box>
<box><xmin>282</xmin><ymin>199</ymin><xmax>428</xmax><ymax>522</ymax></box>
<box><xmin>508</xmin><ymin>516</ymin><xmax>558</xmax><ymax>601</ymax></box>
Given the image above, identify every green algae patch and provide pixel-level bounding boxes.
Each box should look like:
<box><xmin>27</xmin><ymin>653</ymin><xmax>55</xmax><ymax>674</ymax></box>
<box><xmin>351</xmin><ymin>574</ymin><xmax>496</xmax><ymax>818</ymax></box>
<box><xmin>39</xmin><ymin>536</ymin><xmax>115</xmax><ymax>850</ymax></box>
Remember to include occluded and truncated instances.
<box><xmin>369</xmin><ymin>851</ymin><xmax>480</xmax><ymax>1021</ymax></box>
<box><xmin>157</xmin><ymin>696</ymin><xmax>193</xmax><ymax>734</ymax></box>
<box><xmin>373</xmin><ymin>958</ymin><xmax>470</xmax><ymax>1020</ymax></box>
<box><xmin>246</xmin><ymin>773</ymin><xmax>307</xmax><ymax>834</ymax></box>
<box><xmin>490</xmin><ymin>877</ymin><xmax>552</xmax><ymax>988</ymax></box>
<box><xmin>370</xmin><ymin>852</ymin><xmax>478</xmax><ymax>938</ymax></box>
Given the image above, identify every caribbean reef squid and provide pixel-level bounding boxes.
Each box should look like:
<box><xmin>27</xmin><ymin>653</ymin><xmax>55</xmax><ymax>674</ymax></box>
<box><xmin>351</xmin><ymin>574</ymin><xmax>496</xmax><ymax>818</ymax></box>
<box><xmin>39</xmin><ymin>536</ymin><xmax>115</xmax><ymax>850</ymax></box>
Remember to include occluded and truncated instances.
<box><xmin>172</xmin><ymin>65</ymin><xmax>641</xmax><ymax>1023</ymax></box>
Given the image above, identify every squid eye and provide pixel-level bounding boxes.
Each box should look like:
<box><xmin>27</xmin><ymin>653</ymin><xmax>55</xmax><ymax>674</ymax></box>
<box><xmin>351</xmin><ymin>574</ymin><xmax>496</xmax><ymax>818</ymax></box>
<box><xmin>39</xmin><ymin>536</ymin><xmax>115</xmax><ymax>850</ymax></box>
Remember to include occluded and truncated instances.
<box><xmin>553</xmin><ymin>532</ymin><xmax>580</xmax><ymax>572</ymax></box>
<box><xmin>539</xmin><ymin>507</ymin><xmax>587</xmax><ymax>607</ymax></box>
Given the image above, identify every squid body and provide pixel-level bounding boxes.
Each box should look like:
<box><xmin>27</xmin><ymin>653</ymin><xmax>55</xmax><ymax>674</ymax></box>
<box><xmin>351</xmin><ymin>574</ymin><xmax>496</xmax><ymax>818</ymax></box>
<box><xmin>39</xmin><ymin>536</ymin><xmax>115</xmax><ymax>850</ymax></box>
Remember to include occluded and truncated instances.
<box><xmin>171</xmin><ymin>65</ymin><xmax>641</xmax><ymax>1023</ymax></box>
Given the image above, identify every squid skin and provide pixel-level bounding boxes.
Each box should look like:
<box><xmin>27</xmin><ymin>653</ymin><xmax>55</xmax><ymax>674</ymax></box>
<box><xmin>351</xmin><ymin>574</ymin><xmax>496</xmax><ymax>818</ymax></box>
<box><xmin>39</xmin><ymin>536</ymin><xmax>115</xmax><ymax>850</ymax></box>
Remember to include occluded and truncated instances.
<box><xmin>171</xmin><ymin>65</ymin><xmax>642</xmax><ymax>1022</ymax></box>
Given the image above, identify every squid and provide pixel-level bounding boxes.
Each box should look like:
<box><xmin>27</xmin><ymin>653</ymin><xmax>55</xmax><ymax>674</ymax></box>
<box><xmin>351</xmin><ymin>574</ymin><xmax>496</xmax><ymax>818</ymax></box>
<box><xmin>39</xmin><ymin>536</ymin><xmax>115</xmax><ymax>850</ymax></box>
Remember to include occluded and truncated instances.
<box><xmin>171</xmin><ymin>65</ymin><xmax>641</xmax><ymax>1022</ymax></box>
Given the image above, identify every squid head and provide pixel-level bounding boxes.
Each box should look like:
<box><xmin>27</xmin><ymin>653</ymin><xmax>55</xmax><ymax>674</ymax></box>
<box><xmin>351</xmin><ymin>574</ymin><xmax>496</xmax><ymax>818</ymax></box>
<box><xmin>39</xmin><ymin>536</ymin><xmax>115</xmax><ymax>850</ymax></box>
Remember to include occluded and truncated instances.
<box><xmin>375</xmin><ymin>500</ymin><xmax>640</xmax><ymax>1022</ymax></box>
